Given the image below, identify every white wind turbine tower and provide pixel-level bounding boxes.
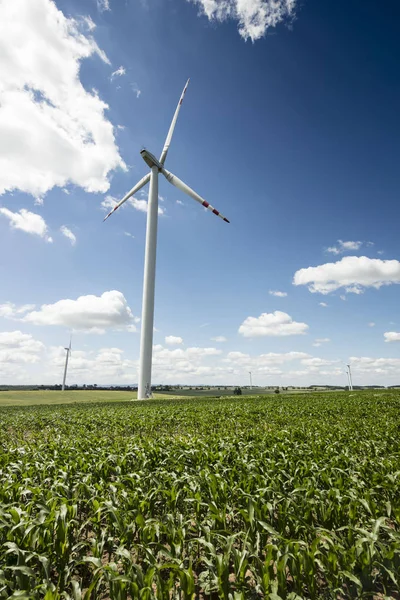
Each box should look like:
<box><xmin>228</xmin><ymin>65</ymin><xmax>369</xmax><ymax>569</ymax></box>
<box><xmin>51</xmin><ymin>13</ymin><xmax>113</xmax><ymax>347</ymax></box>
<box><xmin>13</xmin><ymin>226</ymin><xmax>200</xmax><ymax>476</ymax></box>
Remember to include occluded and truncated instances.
<box><xmin>248</xmin><ymin>371</ymin><xmax>253</xmax><ymax>390</ymax></box>
<box><xmin>347</xmin><ymin>363</ymin><xmax>353</xmax><ymax>391</ymax></box>
<box><xmin>62</xmin><ymin>337</ymin><xmax>71</xmax><ymax>391</ymax></box>
<box><xmin>104</xmin><ymin>80</ymin><xmax>230</xmax><ymax>399</ymax></box>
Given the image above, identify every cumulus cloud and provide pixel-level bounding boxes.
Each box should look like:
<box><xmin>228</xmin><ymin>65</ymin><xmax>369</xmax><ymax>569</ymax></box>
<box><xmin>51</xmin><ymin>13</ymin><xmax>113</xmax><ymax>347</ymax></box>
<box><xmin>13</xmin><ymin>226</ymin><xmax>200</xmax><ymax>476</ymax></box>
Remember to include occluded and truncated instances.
<box><xmin>165</xmin><ymin>335</ymin><xmax>183</xmax><ymax>345</ymax></box>
<box><xmin>326</xmin><ymin>240</ymin><xmax>362</xmax><ymax>255</ymax></box>
<box><xmin>301</xmin><ymin>357</ymin><xmax>338</xmax><ymax>367</ymax></box>
<box><xmin>0</xmin><ymin>0</ymin><xmax>125</xmax><ymax>199</ymax></box>
<box><xmin>0</xmin><ymin>330</ymin><xmax>44</xmax><ymax>368</ymax></box>
<box><xmin>368</xmin><ymin>322</ymin><xmax>375</xmax><ymax>327</ymax></box>
<box><xmin>225</xmin><ymin>351</ymin><xmax>309</xmax><ymax>366</ymax></box>
<box><xmin>293</xmin><ymin>256</ymin><xmax>400</xmax><ymax>295</ymax></box>
<box><xmin>101</xmin><ymin>194</ymin><xmax>165</xmax><ymax>216</ymax></box>
<box><xmin>48</xmin><ymin>345</ymin><xmax>135</xmax><ymax>383</ymax></box>
<box><xmin>130</xmin><ymin>198</ymin><xmax>165</xmax><ymax>215</ymax></box>
<box><xmin>269</xmin><ymin>290</ymin><xmax>287</xmax><ymax>297</ymax></box>
<box><xmin>60</xmin><ymin>225</ymin><xmax>76</xmax><ymax>245</ymax></box>
<box><xmin>211</xmin><ymin>336</ymin><xmax>227</xmax><ymax>342</ymax></box>
<box><xmin>319</xmin><ymin>302</ymin><xmax>328</xmax><ymax>307</ymax></box>
<box><xmin>152</xmin><ymin>344</ymin><xmax>223</xmax><ymax>381</ymax></box>
<box><xmin>23</xmin><ymin>290</ymin><xmax>137</xmax><ymax>333</ymax></box>
<box><xmin>239</xmin><ymin>311</ymin><xmax>308</xmax><ymax>337</ymax></box>
<box><xmin>384</xmin><ymin>332</ymin><xmax>400</xmax><ymax>343</ymax></box>
<box><xmin>0</xmin><ymin>208</ymin><xmax>52</xmax><ymax>242</ymax></box>
<box><xmin>0</xmin><ymin>302</ymin><xmax>36</xmax><ymax>319</ymax></box>
<box><xmin>349</xmin><ymin>356</ymin><xmax>400</xmax><ymax>374</ymax></box>
<box><xmin>187</xmin><ymin>0</ymin><xmax>297</xmax><ymax>41</ymax></box>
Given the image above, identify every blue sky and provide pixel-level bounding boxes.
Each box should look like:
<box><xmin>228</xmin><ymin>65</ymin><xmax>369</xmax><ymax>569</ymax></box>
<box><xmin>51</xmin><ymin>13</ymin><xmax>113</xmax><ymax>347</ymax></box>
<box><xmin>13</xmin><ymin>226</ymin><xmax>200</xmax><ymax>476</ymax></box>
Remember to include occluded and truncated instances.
<box><xmin>0</xmin><ymin>0</ymin><xmax>399</xmax><ymax>386</ymax></box>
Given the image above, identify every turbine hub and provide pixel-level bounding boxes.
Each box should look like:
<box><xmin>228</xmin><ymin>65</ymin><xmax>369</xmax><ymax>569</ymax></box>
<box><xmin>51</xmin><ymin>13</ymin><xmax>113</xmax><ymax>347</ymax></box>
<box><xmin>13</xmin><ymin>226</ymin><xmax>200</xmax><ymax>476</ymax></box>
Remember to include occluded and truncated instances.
<box><xmin>140</xmin><ymin>149</ymin><xmax>162</xmax><ymax>171</ymax></box>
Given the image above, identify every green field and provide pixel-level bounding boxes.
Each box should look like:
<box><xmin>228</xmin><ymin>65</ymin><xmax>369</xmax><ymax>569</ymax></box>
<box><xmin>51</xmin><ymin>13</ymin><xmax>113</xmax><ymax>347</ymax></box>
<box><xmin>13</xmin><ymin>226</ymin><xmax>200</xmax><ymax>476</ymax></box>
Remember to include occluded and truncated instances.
<box><xmin>1</xmin><ymin>392</ymin><xmax>399</xmax><ymax>598</ymax></box>
<box><xmin>0</xmin><ymin>388</ymin><xmax>297</xmax><ymax>407</ymax></box>
<box><xmin>0</xmin><ymin>390</ymin><xmax>138</xmax><ymax>406</ymax></box>
<box><xmin>0</xmin><ymin>390</ymin><xmax>198</xmax><ymax>407</ymax></box>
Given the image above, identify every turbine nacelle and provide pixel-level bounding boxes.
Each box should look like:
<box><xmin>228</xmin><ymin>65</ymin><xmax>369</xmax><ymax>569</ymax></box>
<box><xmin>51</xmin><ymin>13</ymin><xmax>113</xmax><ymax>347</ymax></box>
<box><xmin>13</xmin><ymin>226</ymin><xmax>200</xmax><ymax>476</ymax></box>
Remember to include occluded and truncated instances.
<box><xmin>140</xmin><ymin>149</ymin><xmax>162</xmax><ymax>171</ymax></box>
<box><xmin>103</xmin><ymin>79</ymin><xmax>230</xmax><ymax>226</ymax></box>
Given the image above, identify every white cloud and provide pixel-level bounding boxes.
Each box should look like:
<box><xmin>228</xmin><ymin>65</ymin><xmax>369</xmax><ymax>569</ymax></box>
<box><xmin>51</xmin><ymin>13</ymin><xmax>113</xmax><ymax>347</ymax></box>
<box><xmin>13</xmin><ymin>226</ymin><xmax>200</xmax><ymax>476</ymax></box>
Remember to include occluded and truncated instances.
<box><xmin>319</xmin><ymin>302</ymin><xmax>328</xmax><ymax>307</ymax></box>
<box><xmin>165</xmin><ymin>335</ymin><xmax>183</xmax><ymax>345</ymax></box>
<box><xmin>301</xmin><ymin>357</ymin><xmax>338</xmax><ymax>367</ymax></box>
<box><xmin>349</xmin><ymin>356</ymin><xmax>400</xmax><ymax>374</ymax></box>
<box><xmin>23</xmin><ymin>290</ymin><xmax>137</xmax><ymax>333</ymax></box>
<box><xmin>111</xmin><ymin>66</ymin><xmax>126</xmax><ymax>79</ymax></box>
<box><xmin>326</xmin><ymin>240</ymin><xmax>362</xmax><ymax>255</ymax></box>
<box><xmin>0</xmin><ymin>331</ymin><xmax>44</xmax><ymax>370</ymax></box>
<box><xmin>0</xmin><ymin>0</ymin><xmax>125</xmax><ymax>199</ymax></box>
<box><xmin>368</xmin><ymin>322</ymin><xmax>375</xmax><ymax>327</ymax></box>
<box><xmin>124</xmin><ymin>231</ymin><xmax>135</xmax><ymax>239</ymax></box>
<box><xmin>101</xmin><ymin>195</ymin><xmax>165</xmax><ymax>216</ymax></box>
<box><xmin>225</xmin><ymin>351</ymin><xmax>309</xmax><ymax>366</ymax></box>
<box><xmin>211</xmin><ymin>336</ymin><xmax>227</xmax><ymax>342</ymax></box>
<box><xmin>131</xmin><ymin>83</ymin><xmax>141</xmax><ymax>99</ymax></box>
<box><xmin>187</xmin><ymin>0</ymin><xmax>297</xmax><ymax>41</ymax></box>
<box><xmin>60</xmin><ymin>225</ymin><xmax>76</xmax><ymax>245</ymax></box>
<box><xmin>293</xmin><ymin>256</ymin><xmax>400</xmax><ymax>295</ymax></box>
<box><xmin>152</xmin><ymin>344</ymin><xmax>224</xmax><ymax>381</ymax></box>
<box><xmin>339</xmin><ymin>295</ymin><xmax>346</xmax><ymax>301</ymax></box>
<box><xmin>0</xmin><ymin>208</ymin><xmax>52</xmax><ymax>242</ymax></box>
<box><xmin>97</xmin><ymin>0</ymin><xmax>110</xmax><ymax>12</ymax></box>
<box><xmin>269</xmin><ymin>290</ymin><xmax>287</xmax><ymax>297</ymax></box>
<box><xmin>239</xmin><ymin>311</ymin><xmax>308</xmax><ymax>337</ymax></box>
<box><xmin>313</xmin><ymin>338</ymin><xmax>330</xmax><ymax>347</ymax></box>
<box><xmin>176</xmin><ymin>200</ymin><xmax>184</xmax><ymax>205</ymax></box>
<box><xmin>48</xmin><ymin>345</ymin><xmax>135</xmax><ymax>383</ymax></box>
<box><xmin>384</xmin><ymin>332</ymin><xmax>400</xmax><ymax>343</ymax></box>
<box><xmin>130</xmin><ymin>198</ymin><xmax>165</xmax><ymax>216</ymax></box>
<box><xmin>82</xmin><ymin>16</ymin><xmax>96</xmax><ymax>31</ymax></box>
<box><xmin>0</xmin><ymin>302</ymin><xmax>36</xmax><ymax>319</ymax></box>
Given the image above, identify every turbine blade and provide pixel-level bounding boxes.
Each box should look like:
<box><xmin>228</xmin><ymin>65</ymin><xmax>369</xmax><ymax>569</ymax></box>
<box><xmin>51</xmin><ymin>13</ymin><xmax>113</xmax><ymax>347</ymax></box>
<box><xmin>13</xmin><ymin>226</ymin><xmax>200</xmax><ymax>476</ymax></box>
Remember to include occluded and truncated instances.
<box><xmin>103</xmin><ymin>173</ymin><xmax>151</xmax><ymax>221</ymax></box>
<box><xmin>159</xmin><ymin>79</ymin><xmax>190</xmax><ymax>165</ymax></box>
<box><xmin>162</xmin><ymin>168</ymin><xmax>230</xmax><ymax>223</ymax></box>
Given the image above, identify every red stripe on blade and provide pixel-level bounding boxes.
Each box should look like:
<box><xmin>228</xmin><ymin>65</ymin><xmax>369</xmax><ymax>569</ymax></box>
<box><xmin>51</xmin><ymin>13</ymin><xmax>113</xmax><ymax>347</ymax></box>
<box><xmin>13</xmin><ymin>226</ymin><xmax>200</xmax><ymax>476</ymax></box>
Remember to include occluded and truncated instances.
<box><xmin>212</xmin><ymin>209</ymin><xmax>219</xmax><ymax>216</ymax></box>
<box><xmin>202</xmin><ymin>201</ymin><xmax>209</xmax><ymax>208</ymax></box>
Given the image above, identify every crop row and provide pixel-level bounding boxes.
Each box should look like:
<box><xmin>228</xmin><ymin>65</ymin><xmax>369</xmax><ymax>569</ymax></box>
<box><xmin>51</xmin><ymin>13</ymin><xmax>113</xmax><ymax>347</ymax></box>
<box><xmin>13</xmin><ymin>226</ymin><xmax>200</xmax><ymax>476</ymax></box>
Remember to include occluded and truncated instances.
<box><xmin>0</xmin><ymin>392</ymin><xmax>399</xmax><ymax>598</ymax></box>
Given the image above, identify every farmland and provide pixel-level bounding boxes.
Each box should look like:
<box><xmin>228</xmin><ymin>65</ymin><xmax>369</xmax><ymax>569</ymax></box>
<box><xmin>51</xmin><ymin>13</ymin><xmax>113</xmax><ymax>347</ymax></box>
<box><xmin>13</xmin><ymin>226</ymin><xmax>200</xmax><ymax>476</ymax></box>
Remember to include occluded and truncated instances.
<box><xmin>0</xmin><ymin>392</ymin><xmax>399</xmax><ymax>599</ymax></box>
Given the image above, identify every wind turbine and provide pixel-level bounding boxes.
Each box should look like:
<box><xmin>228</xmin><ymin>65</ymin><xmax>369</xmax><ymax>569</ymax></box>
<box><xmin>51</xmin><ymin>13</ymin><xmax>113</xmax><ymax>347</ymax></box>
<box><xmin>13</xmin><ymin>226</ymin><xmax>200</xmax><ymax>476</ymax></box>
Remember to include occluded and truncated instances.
<box><xmin>62</xmin><ymin>337</ymin><xmax>71</xmax><ymax>391</ymax></box>
<box><xmin>104</xmin><ymin>79</ymin><xmax>230</xmax><ymax>399</ymax></box>
<box><xmin>248</xmin><ymin>371</ymin><xmax>253</xmax><ymax>390</ymax></box>
<box><xmin>347</xmin><ymin>364</ymin><xmax>353</xmax><ymax>391</ymax></box>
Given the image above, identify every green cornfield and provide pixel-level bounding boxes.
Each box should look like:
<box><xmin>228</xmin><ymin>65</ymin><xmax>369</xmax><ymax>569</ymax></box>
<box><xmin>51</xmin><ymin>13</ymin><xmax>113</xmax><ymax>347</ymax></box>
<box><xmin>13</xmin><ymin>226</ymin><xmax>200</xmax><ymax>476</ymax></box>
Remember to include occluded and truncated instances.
<box><xmin>1</xmin><ymin>392</ymin><xmax>399</xmax><ymax>599</ymax></box>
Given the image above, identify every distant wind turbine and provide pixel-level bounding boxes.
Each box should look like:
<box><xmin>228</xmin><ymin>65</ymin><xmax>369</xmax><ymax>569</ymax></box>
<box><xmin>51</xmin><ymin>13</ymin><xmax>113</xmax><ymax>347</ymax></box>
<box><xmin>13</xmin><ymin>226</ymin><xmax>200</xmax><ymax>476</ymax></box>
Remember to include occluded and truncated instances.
<box><xmin>104</xmin><ymin>80</ymin><xmax>230</xmax><ymax>399</ymax></box>
<box><xmin>347</xmin><ymin>364</ymin><xmax>353</xmax><ymax>391</ymax></box>
<box><xmin>62</xmin><ymin>337</ymin><xmax>71</xmax><ymax>392</ymax></box>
